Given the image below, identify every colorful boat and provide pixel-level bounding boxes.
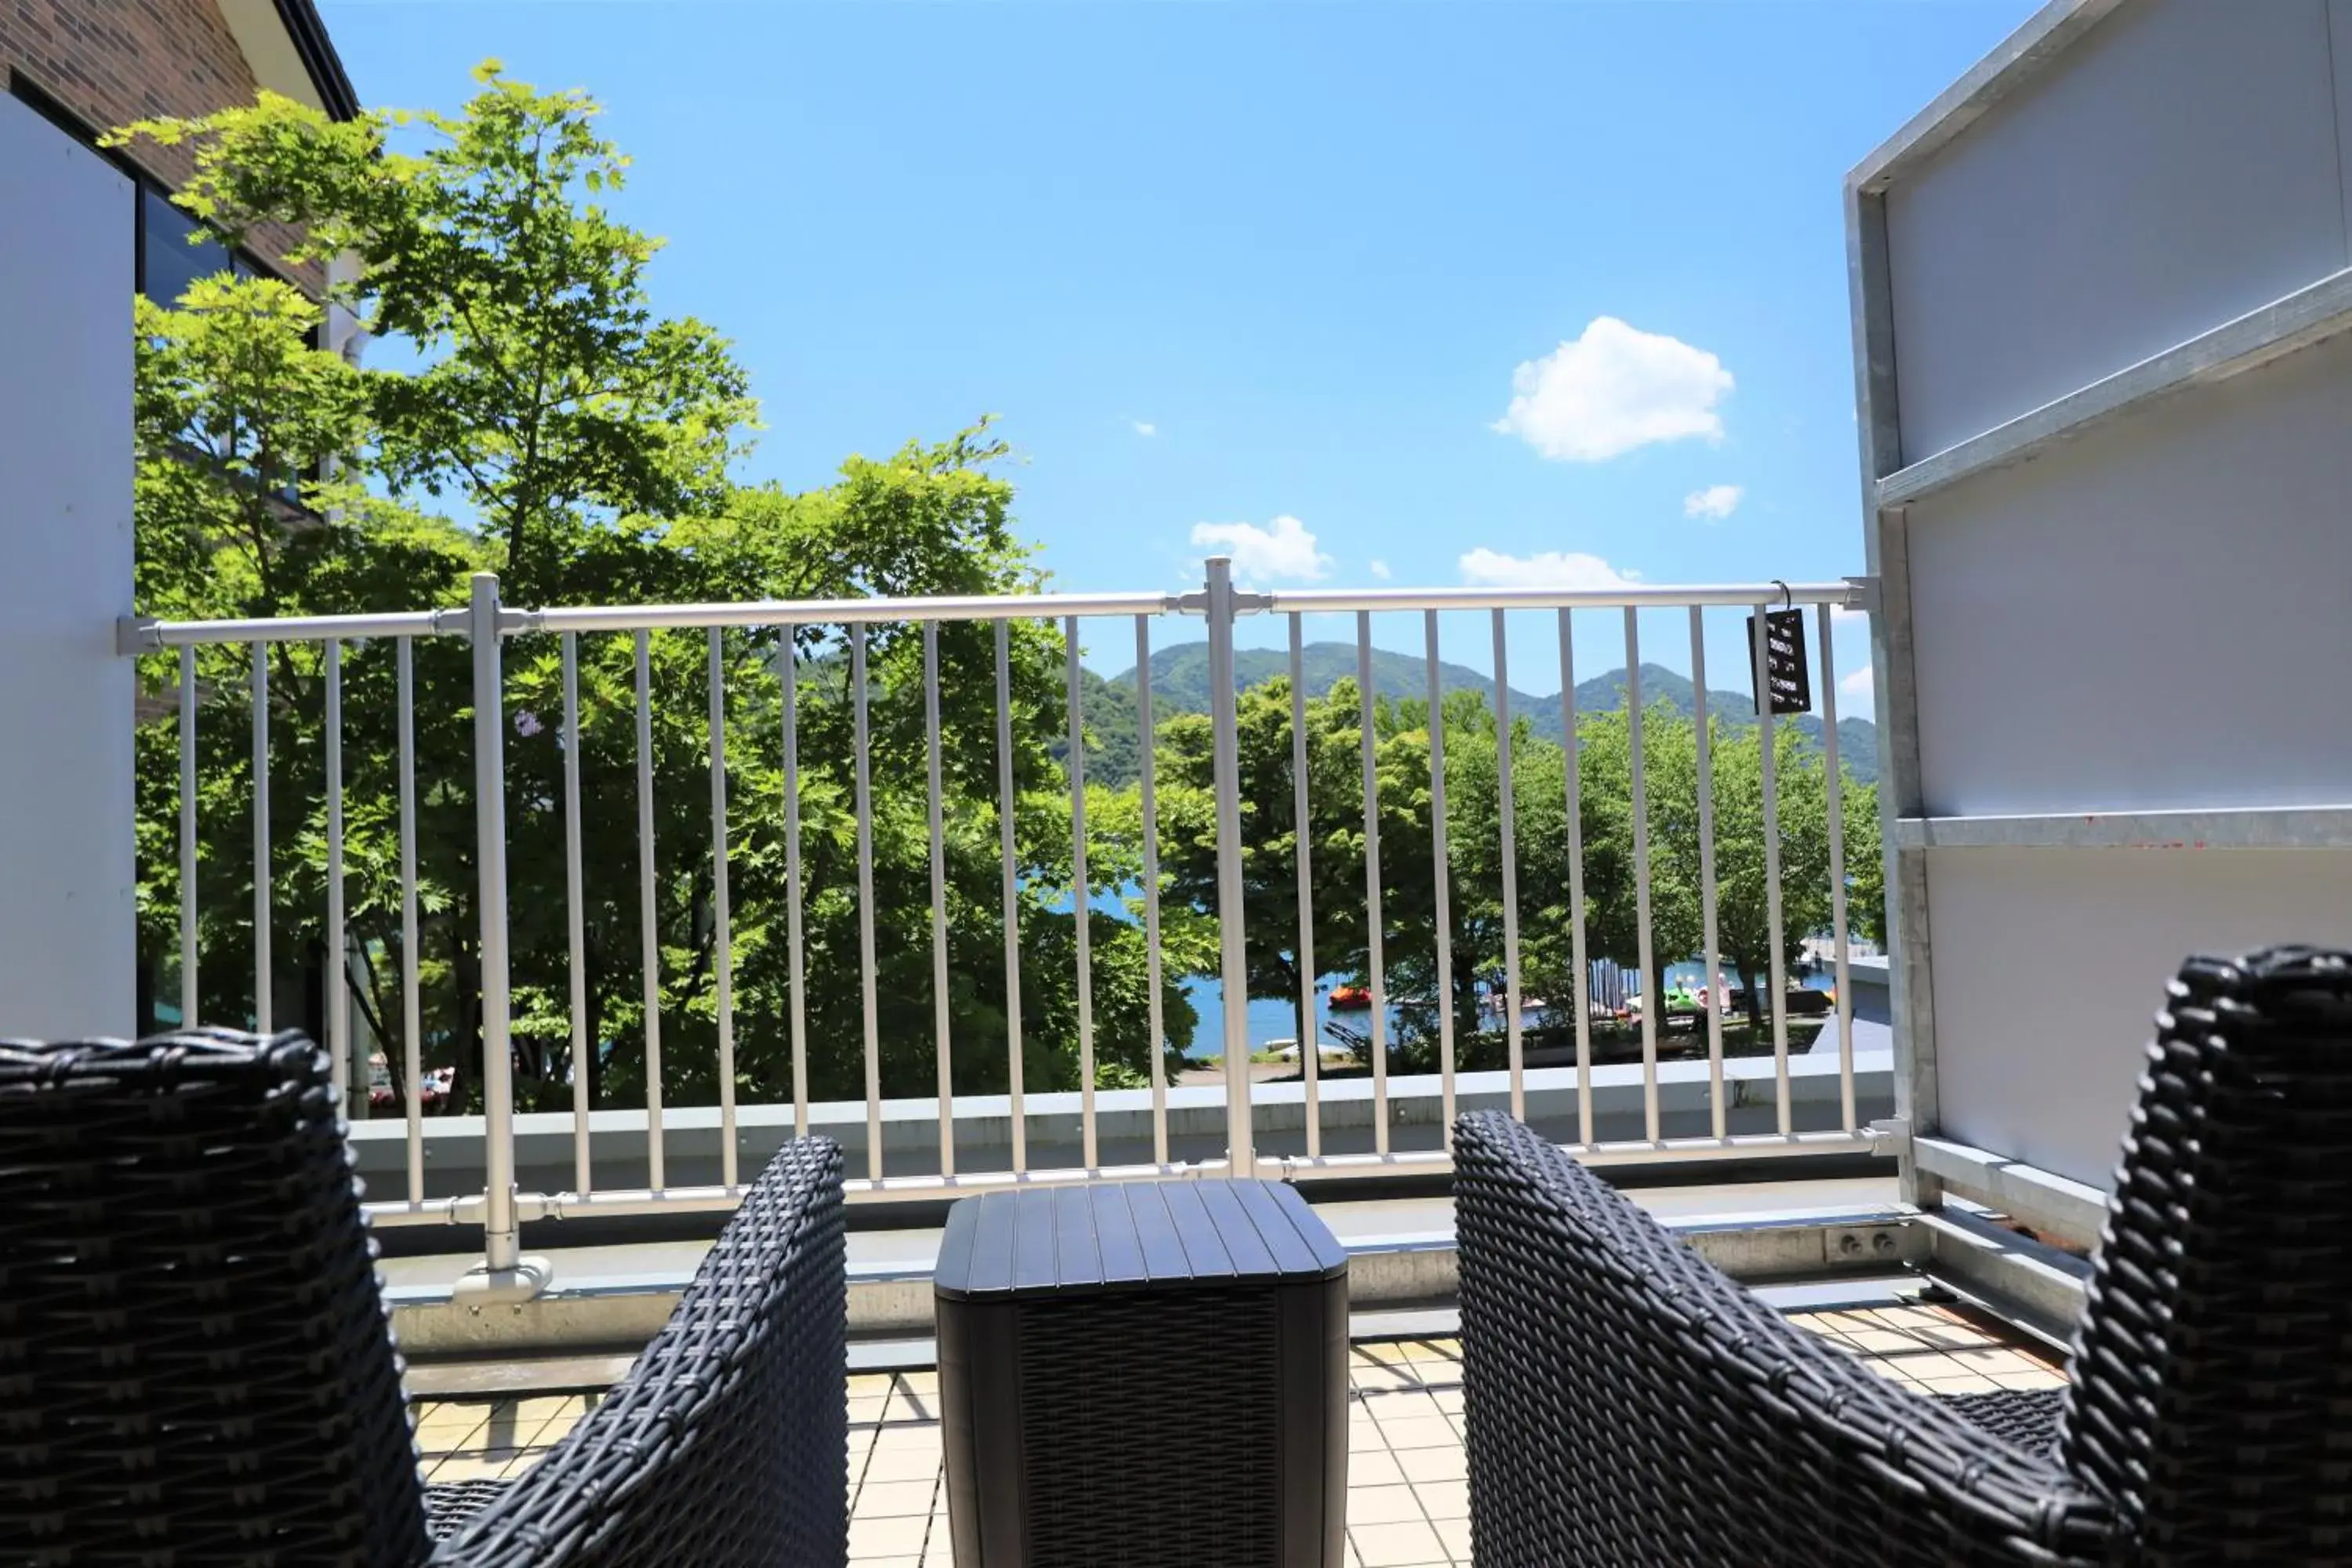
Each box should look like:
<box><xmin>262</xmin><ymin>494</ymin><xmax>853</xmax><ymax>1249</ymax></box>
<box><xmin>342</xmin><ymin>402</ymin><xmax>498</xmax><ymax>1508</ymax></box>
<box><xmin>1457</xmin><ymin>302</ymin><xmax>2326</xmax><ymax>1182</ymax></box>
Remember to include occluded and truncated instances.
<box><xmin>1327</xmin><ymin>985</ymin><xmax>1373</xmax><ymax>1011</ymax></box>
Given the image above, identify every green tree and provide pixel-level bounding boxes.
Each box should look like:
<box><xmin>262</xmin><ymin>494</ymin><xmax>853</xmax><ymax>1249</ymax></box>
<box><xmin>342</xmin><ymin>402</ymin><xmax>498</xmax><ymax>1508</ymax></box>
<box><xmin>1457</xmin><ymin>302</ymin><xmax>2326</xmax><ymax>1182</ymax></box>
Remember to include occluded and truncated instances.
<box><xmin>118</xmin><ymin>71</ymin><xmax>1200</xmax><ymax>1126</ymax></box>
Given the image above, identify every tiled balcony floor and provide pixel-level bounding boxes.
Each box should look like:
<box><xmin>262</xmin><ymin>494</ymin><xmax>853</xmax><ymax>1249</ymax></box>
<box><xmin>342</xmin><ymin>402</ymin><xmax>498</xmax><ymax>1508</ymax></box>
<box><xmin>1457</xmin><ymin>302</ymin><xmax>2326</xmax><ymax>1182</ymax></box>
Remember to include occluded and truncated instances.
<box><xmin>412</xmin><ymin>1301</ymin><xmax>2064</xmax><ymax>1567</ymax></box>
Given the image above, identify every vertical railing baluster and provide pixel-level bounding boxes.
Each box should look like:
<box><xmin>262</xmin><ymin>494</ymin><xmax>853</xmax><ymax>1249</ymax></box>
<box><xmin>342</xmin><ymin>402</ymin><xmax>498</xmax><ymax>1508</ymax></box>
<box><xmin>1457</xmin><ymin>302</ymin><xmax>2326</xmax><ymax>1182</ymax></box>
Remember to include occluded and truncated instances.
<box><xmin>1426</xmin><ymin>612</ymin><xmax>1454</xmax><ymax>1149</ymax></box>
<box><xmin>325</xmin><ymin>638</ymin><xmax>347</xmax><ymax>1109</ymax></box>
<box><xmin>398</xmin><ymin>637</ymin><xmax>423</xmax><ymax>1204</ymax></box>
<box><xmin>1752</xmin><ymin>602</ymin><xmax>1791</xmax><ymax>1134</ymax></box>
<box><xmin>782</xmin><ymin>627</ymin><xmax>808</xmax><ymax>1140</ymax></box>
<box><xmin>178</xmin><ymin>645</ymin><xmax>197</xmax><ymax>1027</ymax></box>
<box><xmin>1820</xmin><ymin>602</ymin><xmax>1856</xmax><ymax>1132</ymax></box>
<box><xmin>1494</xmin><ymin>611</ymin><xmax>1524</xmax><ymax>1122</ymax></box>
<box><xmin>1356</xmin><ymin>612</ymin><xmax>1389</xmax><ymax>1158</ymax></box>
<box><xmin>251</xmin><ymin>640</ymin><xmax>270</xmax><ymax>1034</ymax></box>
<box><xmin>1065</xmin><ymin>617</ymin><xmax>1097</xmax><ymax>1170</ymax></box>
<box><xmin>1559</xmin><ymin>612</ymin><xmax>1592</xmax><ymax>1147</ymax></box>
<box><xmin>1137</xmin><ymin>615</ymin><xmax>1168</xmax><ymax>1167</ymax></box>
<box><xmin>995</xmin><ymin>619</ymin><xmax>1026</xmax><ymax>1173</ymax></box>
<box><xmin>1626</xmin><ymin>612</ymin><xmax>1660</xmax><ymax>1142</ymax></box>
<box><xmin>1690</xmin><ymin>608</ymin><xmax>1727</xmax><ymax>1141</ymax></box>
<box><xmin>563</xmin><ymin>632</ymin><xmax>590</xmax><ymax>1195</ymax></box>
<box><xmin>707</xmin><ymin>627</ymin><xmax>739</xmax><ymax>1189</ymax></box>
<box><xmin>925</xmin><ymin>622</ymin><xmax>954</xmax><ymax>1178</ymax></box>
<box><xmin>634</xmin><ymin>628</ymin><xmax>664</xmax><ymax>1191</ymax></box>
<box><xmin>851</xmin><ymin>624</ymin><xmax>882</xmax><ymax>1183</ymax></box>
<box><xmin>468</xmin><ymin>575</ymin><xmax>521</xmax><ymax>1283</ymax></box>
<box><xmin>1204</xmin><ymin>560</ymin><xmax>1255</xmax><ymax>1174</ymax></box>
<box><xmin>1289</xmin><ymin>614</ymin><xmax>1319</xmax><ymax>1160</ymax></box>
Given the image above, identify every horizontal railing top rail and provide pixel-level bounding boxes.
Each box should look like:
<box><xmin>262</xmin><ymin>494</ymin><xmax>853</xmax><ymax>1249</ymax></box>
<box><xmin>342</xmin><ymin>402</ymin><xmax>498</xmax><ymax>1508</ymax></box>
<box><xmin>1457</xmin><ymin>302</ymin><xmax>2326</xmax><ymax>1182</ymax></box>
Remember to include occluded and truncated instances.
<box><xmin>127</xmin><ymin>557</ymin><xmax>1878</xmax><ymax>1298</ymax></box>
<box><xmin>123</xmin><ymin>578</ymin><xmax>1864</xmax><ymax>647</ymax></box>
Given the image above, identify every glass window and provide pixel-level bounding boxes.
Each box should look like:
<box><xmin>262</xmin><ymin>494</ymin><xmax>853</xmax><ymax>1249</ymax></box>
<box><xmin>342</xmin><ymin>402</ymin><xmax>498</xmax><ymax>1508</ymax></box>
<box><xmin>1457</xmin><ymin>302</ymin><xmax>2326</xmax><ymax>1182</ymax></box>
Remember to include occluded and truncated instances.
<box><xmin>140</xmin><ymin>187</ymin><xmax>230</xmax><ymax>306</ymax></box>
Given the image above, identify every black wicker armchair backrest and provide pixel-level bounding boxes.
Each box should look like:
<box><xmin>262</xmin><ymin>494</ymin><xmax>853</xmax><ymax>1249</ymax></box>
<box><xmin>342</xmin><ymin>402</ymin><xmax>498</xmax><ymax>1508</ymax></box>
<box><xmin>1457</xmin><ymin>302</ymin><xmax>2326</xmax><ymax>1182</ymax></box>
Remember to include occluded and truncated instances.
<box><xmin>434</xmin><ymin>1136</ymin><xmax>848</xmax><ymax>1567</ymax></box>
<box><xmin>0</xmin><ymin>1029</ymin><xmax>427</xmax><ymax>1567</ymax></box>
<box><xmin>2060</xmin><ymin>947</ymin><xmax>2352</xmax><ymax>1563</ymax></box>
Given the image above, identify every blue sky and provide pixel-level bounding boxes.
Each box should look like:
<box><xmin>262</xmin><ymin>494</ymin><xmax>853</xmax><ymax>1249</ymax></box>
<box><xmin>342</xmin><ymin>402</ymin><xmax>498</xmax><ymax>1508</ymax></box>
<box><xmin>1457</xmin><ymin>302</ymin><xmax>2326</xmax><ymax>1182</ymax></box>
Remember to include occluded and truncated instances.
<box><xmin>320</xmin><ymin>0</ymin><xmax>2037</xmax><ymax>700</ymax></box>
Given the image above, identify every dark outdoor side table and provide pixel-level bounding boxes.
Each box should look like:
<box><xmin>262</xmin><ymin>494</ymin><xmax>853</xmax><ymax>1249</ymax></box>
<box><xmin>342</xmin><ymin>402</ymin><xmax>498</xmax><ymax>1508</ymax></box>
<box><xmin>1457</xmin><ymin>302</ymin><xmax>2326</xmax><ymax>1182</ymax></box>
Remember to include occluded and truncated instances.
<box><xmin>934</xmin><ymin>1178</ymin><xmax>1350</xmax><ymax>1568</ymax></box>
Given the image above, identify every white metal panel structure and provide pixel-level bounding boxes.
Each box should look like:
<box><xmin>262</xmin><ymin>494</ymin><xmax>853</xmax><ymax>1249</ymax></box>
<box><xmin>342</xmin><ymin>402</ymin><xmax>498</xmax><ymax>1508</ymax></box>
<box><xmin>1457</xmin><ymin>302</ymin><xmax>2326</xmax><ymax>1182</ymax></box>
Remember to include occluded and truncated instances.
<box><xmin>0</xmin><ymin>96</ymin><xmax>136</xmax><ymax>1039</ymax></box>
<box><xmin>1849</xmin><ymin>0</ymin><xmax>2352</xmax><ymax>1229</ymax></box>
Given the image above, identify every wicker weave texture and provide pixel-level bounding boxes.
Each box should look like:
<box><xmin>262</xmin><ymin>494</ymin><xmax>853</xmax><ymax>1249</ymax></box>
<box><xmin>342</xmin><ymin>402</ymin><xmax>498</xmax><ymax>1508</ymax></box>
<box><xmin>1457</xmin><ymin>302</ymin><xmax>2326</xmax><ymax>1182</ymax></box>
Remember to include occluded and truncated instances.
<box><xmin>1</xmin><ymin>1029</ymin><xmax>848</xmax><ymax>1568</ymax></box>
<box><xmin>1011</xmin><ymin>1287</ymin><xmax>1283</xmax><ymax>1566</ymax></box>
<box><xmin>432</xmin><ymin>1134</ymin><xmax>848</xmax><ymax>1568</ymax></box>
<box><xmin>0</xmin><ymin>1030</ymin><xmax>430</xmax><ymax>1567</ymax></box>
<box><xmin>1453</xmin><ymin>1110</ymin><xmax>2114</xmax><ymax>1567</ymax></box>
<box><xmin>2060</xmin><ymin>947</ymin><xmax>2352</xmax><ymax>1564</ymax></box>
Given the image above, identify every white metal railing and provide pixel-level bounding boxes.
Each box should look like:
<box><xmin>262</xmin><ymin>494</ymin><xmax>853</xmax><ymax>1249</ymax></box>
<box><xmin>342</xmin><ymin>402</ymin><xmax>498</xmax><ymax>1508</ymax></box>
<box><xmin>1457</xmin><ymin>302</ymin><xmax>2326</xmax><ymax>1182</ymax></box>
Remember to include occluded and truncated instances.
<box><xmin>125</xmin><ymin>559</ymin><xmax>1869</xmax><ymax>1294</ymax></box>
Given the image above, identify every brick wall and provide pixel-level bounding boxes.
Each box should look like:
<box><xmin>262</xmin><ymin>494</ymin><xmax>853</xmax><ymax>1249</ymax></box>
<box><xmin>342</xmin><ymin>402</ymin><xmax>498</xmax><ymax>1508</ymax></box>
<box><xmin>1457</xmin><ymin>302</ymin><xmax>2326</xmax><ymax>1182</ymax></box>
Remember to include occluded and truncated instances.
<box><xmin>2</xmin><ymin>0</ymin><xmax>325</xmax><ymax>293</ymax></box>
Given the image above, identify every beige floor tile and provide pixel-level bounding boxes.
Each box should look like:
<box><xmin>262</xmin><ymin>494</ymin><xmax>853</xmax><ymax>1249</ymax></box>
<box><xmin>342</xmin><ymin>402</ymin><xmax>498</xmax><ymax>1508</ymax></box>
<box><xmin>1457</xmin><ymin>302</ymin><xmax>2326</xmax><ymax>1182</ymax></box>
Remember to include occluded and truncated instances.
<box><xmin>899</xmin><ymin>1370</ymin><xmax>941</xmax><ymax>1396</ymax></box>
<box><xmin>1377</xmin><ymin>1417</ymin><xmax>1457</xmax><ymax>1451</ymax></box>
<box><xmin>1348</xmin><ymin>1450</ymin><xmax>1403</xmax><ymax>1487</ymax></box>
<box><xmin>1396</xmin><ymin>1444</ymin><xmax>1464</xmax><ymax>1484</ymax></box>
<box><xmin>864</xmin><ymin>1445</ymin><xmax>946</xmax><ymax>1484</ymax></box>
<box><xmin>847</xmin><ymin>1396</ymin><xmax>890</xmax><ymax>1425</ymax></box>
<box><xmin>855</xmin><ymin>1479</ymin><xmax>940</xmax><ymax>1519</ymax></box>
<box><xmin>1358</xmin><ymin>1341</ymin><xmax>1417</xmax><ymax>1367</ymax></box>
<box><xmin>1412</xmin><ymin>1479</ymin><xmax>1468</xmax><ymax>1520</ymax></box>
<box><xmin>848</xmin><ymin>1513</ymin><xmax>930</xmax><ymax>1559</ymax></box>
<box><xmin>1363</xmin><ymin>1390</ymin><xmax>1443</xmax><ymax>1423</ymax></box>
<box><xmin>428</xmin><ymin>1451</ymin><xmax>527</xmax><ymax>1483</ymax></box>
<box><xmin>848</xmin><ymin>1373</ymin><xmax>895</xmax><ymax>1396</ymax></box>
<box><xmin>1433</xmin><ymin>1516</ymin><xmax>1473</xmax><ymax>1562</ymax></box>
<box><xmin>530</xmin><ymin>1410</ymin><xmax>583</xmax><ymax>1449</ymax></box>
<box><xmin>872</xmin><ymin>1423</ymin><xmax>941</xmax><ymax>1454</ymax></box>
<box><xmin>1352</xmin><ymin>1519</ymin><xmax>1446</xmax><ymax>1566</ymax></box>
<box><xmin>1992</xmin><ymin>1367</ymin><xmax>2067</xmax><ymax>1391</ymax></box>
<box><xmin>884</xmin><ymin>1386</ymin><xmax>938</xmax><ymax>1423</ymax></box>
<box><xmin>414</xmin><ymin>1403</ymin><xmax>491</xmax><ymax>1440</ymax></box>
<box><xmin>1348</xmin><ymin>1485</ymin><xmax>1424</xmax><ymax>1526</ymax></box>
<box><xmin>1403</xmin><ymin>1339</ymin><xmax>1461</xmax><ymax>1365</ymax></box>
<box><xmin>1348</xmin><ymin>1418</ymin><xmax>1387</xmax><ymax>1453</ymax></box>
<box><xmin>510</xmin><ymin>1395</ymin><xmax>589</xmax><ymax>1425</ymax></box>
<box><xmin>1349</xmin><ymin>1361</ymin><xmax>1421</xmax><ymax>1392</ymax></box>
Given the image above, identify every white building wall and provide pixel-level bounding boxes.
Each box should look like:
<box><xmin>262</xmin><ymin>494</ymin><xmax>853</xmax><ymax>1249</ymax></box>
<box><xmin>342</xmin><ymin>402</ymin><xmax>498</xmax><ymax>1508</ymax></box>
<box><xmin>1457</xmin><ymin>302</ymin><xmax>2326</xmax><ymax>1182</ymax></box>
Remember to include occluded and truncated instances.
<box><xmin>0</xmin><ymin>95</ymin><xmax>137</xmax><ymax>1039</ymax></box>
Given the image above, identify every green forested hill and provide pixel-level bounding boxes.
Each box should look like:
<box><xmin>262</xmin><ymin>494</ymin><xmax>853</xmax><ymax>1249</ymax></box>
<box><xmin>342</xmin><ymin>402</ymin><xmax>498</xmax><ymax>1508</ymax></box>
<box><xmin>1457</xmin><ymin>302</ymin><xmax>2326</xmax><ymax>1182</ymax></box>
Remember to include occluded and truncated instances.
<box><xmin>1060</xmin><ymin>643</ymin><xmax>1878</xmax><ymax>787</ymax></box>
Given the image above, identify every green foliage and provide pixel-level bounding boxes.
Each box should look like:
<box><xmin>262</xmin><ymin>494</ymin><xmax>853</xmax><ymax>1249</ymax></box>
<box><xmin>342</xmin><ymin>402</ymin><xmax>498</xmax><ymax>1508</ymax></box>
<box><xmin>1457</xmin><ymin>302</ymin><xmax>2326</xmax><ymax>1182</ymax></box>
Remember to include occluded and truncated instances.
<box><xmin>1150</xmin><ymin>677</ymin><xmax>1878</xmax><ymax>1049</ymax></box>
<box><xmin>118</xmin><ymin>68</ymin><xmax>1192</xmax><ymax>1119</ymax></box>
<box><xmin>1094</xmin><ymin>644</ymin><xmax>1877</xmax><ymax>788</ymax></box>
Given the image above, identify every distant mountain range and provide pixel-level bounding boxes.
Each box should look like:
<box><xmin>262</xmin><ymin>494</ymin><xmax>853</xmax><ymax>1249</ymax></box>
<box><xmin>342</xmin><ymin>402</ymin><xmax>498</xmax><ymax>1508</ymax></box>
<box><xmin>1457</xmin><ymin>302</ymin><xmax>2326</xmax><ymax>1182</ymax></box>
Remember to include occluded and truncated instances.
<box><xmin>1064</xmin><ymin>643</ymin><xmax>1876</xmax><ymax>788</ymax></box>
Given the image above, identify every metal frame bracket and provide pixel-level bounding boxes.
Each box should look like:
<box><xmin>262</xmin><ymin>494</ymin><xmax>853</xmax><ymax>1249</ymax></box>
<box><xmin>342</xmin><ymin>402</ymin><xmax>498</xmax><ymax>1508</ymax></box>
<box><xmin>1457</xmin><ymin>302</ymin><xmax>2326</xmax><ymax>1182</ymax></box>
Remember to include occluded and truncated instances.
<box><xmin>117</xmin><ymin>615</ymin><xmax>160</xmax><ymax>655</ymax></box>
<box><xmin>1842</xmin><ymin>575</ymin><xmax>1880</xmax><ymax>618</ymax></box>
<box><xmin>1867</xmin><ymin>1116</ymin><xmax>1911</xmax><ymax>1159</ymax></box>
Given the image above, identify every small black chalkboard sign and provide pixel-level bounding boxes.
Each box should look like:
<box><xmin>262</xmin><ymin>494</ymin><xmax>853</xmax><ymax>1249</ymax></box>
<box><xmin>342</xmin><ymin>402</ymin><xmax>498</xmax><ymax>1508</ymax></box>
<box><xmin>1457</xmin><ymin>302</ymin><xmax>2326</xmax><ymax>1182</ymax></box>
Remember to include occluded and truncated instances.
<box><xmin>1747</xmin><ymin>609</ymin><xmax>1811</xmax><ymax>717</ymax></box>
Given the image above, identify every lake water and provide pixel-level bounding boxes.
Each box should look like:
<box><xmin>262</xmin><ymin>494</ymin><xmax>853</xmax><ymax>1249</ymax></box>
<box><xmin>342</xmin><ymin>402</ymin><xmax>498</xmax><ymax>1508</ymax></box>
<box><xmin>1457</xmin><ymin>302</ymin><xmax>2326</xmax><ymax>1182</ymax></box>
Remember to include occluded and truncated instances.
<box><xmin>1179</xmin><ymin>960</ymin><xmax>1838</xmax><ymax>1059</ymax></box>
<box><xmin>1051</xmin><ymin>880</ymin><xmax>1839</xmax><ymax>1058</ymax></box>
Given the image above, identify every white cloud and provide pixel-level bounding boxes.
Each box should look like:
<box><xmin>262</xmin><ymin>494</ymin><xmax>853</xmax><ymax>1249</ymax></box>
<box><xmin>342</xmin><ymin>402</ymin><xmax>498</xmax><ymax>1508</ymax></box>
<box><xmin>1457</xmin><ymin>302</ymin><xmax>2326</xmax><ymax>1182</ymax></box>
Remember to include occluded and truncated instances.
<box><xmin>1494</xmin><ymin>317</ymin><xmax>1734</xmax><ymax>462</ymax></box>
<box><xmin>1130</xmin><ymin>419</ymin><xmax>1157</xmax><ymax>437</ymax></box>
<box><xmin>1838</xmin><ymin>665</ymin><xmax>1875</xmax><ymax>703</ymax></box>
<box><xmin>1369</xmin><ymin>558</ymin><xmax>1392</xmax><ymax>581</ymax></box>
<box><xmin>1191</xmin><ymin>514</ymin><xmax>1331</xmax><ymax>582</ymax></box>
<box><xmin>1682</xmin><ymin>484</ymin><xmax>1744</xmax><ymax>521</ymax></box>
<box><xmin>1457</xmin><ymin>548</ymin><xmax>1639</xmax><ymax>590</ymax></box>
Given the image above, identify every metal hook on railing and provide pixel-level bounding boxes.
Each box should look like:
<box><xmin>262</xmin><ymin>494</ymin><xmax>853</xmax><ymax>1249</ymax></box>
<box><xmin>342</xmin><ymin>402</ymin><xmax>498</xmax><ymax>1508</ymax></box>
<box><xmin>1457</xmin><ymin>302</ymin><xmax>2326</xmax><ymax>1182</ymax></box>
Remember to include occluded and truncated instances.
<box><xmin>1771</xmin><ymin>579</ymin><xmax>1792</xmax><ymax>611</ymax></box>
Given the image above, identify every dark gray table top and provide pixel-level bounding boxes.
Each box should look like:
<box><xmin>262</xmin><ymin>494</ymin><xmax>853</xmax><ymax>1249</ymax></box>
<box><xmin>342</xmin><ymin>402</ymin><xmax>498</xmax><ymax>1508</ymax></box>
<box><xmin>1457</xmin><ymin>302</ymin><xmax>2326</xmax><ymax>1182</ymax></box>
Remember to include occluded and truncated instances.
<box><xmin>933</xmin><ymin>1178</ymin><xmax>1348</xmax><ymax>1301</ymax></box>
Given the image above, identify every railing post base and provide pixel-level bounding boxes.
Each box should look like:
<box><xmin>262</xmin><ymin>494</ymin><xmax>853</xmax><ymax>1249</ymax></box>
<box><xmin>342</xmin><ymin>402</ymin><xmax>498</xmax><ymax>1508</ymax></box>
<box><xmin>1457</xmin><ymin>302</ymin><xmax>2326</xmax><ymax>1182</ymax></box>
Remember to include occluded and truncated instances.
<box><xmin>453</xmin><ymin>1253</ymin><xmax>554</xmax><ymax>1308</ymax></box>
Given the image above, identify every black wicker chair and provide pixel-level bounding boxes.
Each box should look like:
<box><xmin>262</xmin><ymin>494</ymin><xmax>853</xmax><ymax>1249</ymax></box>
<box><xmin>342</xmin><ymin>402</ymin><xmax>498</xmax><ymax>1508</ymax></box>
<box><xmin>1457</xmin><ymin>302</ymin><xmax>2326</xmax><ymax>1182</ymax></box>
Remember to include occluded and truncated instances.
<box><xmin>0</xmin><ymin>1029</ymin><xmax>848</xmax><ymax>1567</ymax></box>
<box><xmin>1455</xmin><ymin>946</ymin><xmax>2352</xmax><ymax>1566</ymax></box>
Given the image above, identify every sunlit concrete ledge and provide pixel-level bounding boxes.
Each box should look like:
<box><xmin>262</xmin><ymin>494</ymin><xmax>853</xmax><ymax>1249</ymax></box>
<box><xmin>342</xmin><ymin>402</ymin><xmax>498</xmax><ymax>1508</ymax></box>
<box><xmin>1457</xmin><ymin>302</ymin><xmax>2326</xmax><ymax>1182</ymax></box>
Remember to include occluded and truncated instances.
<box><xmin>351</xmin><ymin>1048</ymin><xmax>1894</xmax><ymax>1202</ymax></box>
<box><xmin>383</xmin><ymin>1173</ymin><xmax>1919</xmax><ymax>1362</ymax></box>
